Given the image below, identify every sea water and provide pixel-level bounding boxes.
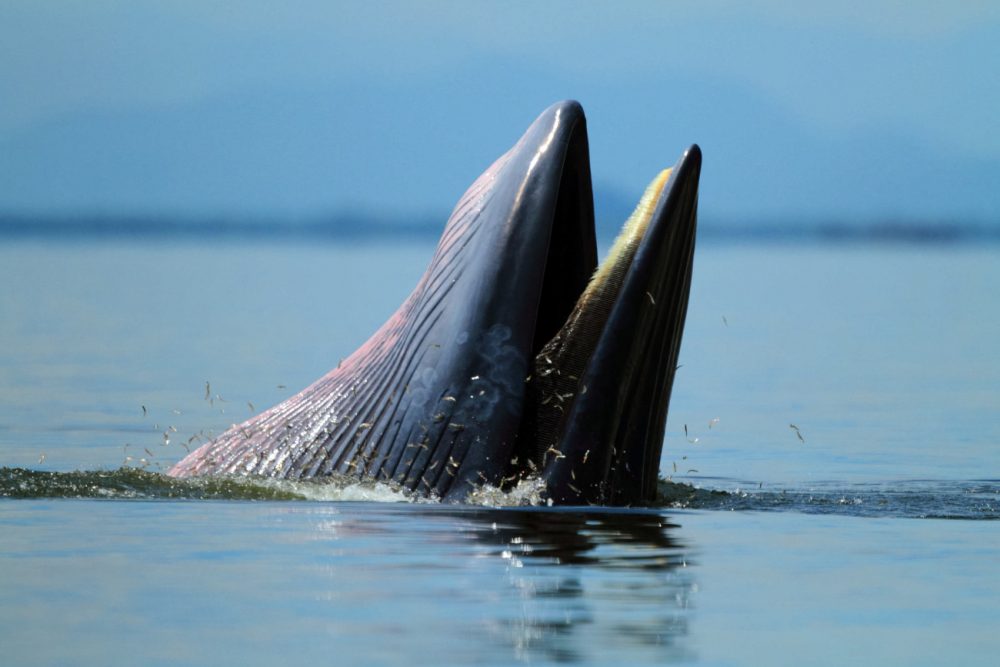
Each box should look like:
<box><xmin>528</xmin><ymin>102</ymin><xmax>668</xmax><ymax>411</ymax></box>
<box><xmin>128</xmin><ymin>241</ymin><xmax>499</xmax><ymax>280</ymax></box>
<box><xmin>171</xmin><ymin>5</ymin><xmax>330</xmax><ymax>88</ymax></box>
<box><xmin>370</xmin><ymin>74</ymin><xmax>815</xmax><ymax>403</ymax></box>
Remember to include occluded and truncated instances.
<box><xmin>1</xmin><ymin>238</ymin><xmax>997</xmax><ymax>666</ymax></box>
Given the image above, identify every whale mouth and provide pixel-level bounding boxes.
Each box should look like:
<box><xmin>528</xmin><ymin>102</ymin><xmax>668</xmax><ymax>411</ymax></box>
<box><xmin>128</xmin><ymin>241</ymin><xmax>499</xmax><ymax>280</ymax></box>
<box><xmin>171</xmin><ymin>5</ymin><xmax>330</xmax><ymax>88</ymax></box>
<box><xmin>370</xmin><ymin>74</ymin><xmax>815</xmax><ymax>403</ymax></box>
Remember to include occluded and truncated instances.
<box><xmin>167</xmin><ymin>100</ymin><xmax>699</xmax><ymax>507</ymax></box>
<box><xmin>513</xmin><ymin>142</ymin><xmax>701</xmax><ymax>505</ymax></box>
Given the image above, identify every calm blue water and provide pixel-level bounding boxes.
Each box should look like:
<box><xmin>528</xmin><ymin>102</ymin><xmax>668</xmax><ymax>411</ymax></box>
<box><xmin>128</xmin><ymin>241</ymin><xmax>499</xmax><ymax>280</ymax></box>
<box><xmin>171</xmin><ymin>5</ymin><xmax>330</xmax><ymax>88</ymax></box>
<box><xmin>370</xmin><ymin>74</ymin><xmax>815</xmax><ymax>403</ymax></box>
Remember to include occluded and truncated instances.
<box><xmin>1</xmin><ymin>238</ymin><xmax>998</xmax><ymax>665</ymax></box>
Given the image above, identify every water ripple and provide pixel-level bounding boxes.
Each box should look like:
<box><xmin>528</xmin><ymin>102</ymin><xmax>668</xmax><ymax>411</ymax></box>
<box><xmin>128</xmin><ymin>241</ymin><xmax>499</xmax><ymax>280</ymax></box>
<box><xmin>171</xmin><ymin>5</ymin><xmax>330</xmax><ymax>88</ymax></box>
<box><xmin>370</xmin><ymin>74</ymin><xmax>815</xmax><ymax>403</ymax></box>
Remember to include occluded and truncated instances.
<box><xmin>2</xmin><ymin>467</ymin><xmax>995</xmax><ymax>520</ymax></box>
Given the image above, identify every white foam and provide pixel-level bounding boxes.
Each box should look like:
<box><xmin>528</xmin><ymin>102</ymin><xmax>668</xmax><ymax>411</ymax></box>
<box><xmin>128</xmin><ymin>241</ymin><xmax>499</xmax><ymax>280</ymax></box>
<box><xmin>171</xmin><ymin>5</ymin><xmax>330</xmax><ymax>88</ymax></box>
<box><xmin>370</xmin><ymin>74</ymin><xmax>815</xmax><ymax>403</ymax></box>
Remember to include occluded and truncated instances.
<box><xmin>465</xmin><ymin>476</ymin><xmax>550</xmax><ymax>507</ymax></box>
<box><xmin>284</xmin><ymin>478</ymin><xmax>416</xmax><ymax>503</ymax></box>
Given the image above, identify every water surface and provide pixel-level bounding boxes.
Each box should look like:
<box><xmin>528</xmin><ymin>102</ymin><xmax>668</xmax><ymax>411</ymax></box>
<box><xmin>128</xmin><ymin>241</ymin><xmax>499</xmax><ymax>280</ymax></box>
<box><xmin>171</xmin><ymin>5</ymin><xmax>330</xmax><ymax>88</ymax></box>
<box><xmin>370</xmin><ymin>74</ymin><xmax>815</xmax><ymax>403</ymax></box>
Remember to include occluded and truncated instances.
<box><xmin>1</xmin><ymin>239</ymin><xmax>998</xmax><ymax>665</ymax></box>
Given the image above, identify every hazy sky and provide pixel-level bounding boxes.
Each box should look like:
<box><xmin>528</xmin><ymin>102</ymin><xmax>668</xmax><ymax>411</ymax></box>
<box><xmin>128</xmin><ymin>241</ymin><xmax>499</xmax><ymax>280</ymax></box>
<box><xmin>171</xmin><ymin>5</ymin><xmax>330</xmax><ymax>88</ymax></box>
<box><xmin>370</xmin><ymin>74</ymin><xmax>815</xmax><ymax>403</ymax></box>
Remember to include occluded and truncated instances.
<box><xmin>1</xmin><ymin>1</ymin><xmax>998</xmax><ymax>223</ymax></box>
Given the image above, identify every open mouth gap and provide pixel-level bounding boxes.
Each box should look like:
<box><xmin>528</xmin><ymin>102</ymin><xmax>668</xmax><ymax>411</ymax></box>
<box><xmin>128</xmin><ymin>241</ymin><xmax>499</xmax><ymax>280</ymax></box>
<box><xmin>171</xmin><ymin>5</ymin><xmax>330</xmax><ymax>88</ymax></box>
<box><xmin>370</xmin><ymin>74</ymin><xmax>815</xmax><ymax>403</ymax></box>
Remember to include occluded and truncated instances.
<box><xmin>532</xmin><ymin>167</ymin><xmax>674</xmax><ymax>380</ymax></box>
<box><xmin>529</xmin><ymin>124</ymin><xmax>599</xmax><ymax>361</ymax></box>
<box><xmin>511</xmin><ymin>166</ymin><xmax>675</xmax><ymax>475</ymax></box>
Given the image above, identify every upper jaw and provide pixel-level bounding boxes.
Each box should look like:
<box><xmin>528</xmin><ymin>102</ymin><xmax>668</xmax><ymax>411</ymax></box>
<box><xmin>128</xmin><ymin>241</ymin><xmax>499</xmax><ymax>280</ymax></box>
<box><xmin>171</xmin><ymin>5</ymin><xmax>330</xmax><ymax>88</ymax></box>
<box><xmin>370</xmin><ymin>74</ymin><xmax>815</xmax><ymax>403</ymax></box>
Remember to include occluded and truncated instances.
<box><xmin>438</xmin><ymin>100</ymin><xmax>599</xmax><ymax>497</ymax></box>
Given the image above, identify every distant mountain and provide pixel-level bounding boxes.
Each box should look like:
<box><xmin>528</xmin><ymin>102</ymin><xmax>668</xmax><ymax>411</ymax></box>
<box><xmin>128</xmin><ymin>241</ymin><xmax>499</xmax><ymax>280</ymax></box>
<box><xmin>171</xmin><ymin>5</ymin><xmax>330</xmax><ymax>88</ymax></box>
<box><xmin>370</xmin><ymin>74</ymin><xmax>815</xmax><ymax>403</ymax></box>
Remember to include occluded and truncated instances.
<box><xmin>1</xmin><ymin>61</ymin><xmax>998</xmax><ymax>227</ymax></box>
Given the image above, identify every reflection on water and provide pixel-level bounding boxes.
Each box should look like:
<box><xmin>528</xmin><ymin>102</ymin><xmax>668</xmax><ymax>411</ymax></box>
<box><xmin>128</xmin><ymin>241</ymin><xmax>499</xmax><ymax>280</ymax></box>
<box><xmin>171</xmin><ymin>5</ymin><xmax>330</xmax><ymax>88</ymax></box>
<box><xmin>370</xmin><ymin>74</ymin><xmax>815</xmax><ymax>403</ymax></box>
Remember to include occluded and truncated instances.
<box><xmin>287</xmin><ymin>505</ymin><xmax>696</xmax><ymax>664</ymax></box>
<box><xmin>443</xmin><ymin>507</ymin><xmax>684</xmax><ymax>569</ymax></box>
<box><xmin>460</xmin><ymin>509</ymin><xmax>693</xmax><ymax>663</ymax></box>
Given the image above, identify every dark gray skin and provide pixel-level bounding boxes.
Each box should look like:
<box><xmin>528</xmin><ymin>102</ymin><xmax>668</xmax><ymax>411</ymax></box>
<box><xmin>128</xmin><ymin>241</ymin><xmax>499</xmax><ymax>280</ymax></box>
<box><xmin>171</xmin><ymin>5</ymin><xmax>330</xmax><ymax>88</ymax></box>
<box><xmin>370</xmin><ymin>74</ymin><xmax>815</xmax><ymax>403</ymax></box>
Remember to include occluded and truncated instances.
<box><xmin>170</xmin><ymin>101</ymin><xmax>700</xmax><ymax>505</ymax></box>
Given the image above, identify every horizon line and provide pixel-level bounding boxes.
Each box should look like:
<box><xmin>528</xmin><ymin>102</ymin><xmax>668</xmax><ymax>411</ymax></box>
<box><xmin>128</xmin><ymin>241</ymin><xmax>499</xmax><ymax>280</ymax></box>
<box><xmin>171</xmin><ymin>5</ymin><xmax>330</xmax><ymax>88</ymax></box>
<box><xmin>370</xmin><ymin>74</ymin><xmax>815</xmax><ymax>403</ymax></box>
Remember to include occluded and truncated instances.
<box><xmin>0</xmin><ymin>214</ymin><xmax>998</xmax><ymax>246</ymax></box>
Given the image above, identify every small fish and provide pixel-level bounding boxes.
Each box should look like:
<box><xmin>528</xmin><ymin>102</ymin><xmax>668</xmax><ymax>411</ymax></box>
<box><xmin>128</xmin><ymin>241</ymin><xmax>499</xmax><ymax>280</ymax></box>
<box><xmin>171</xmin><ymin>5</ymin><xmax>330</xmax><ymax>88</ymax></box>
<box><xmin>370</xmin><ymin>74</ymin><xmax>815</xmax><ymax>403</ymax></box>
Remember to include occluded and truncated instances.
<box><xmin>789</xmin><ymin>424</ymin><xmax>805</xmax><ymax>443</ymax></box>
<box><xmin>205</xmin><ymin>381</ymin><xmax>211</xmax><ymax>400</ymax></box>
<box><xmin>248</xmin><ymin>401</ymin><xmax>255</xmax><ymax>414</ymax></box>
<box><xmin>646</xmin><ymin>290</ymin><xmax>656</xmax><ymax>305</ymax></box>
<box><xmin>144</xmin><ymin>448</ymin><xmax>155</xmax><ymax>457</ymax></box>
<box><xmin>708</xmin><ymin>418</ymin><xmax>720</xmax><ymax>429</ymax></box>
<box><xmin>141</xmin><ymin>405</ymin><xmax>147</xmax><ymax>417</ymax></box>
<box><xmin>582</xmin><ymin>449</ymin><xmax>590</xmax><ymax>464</ymax></box>
<box><xmin>722</xmin><ymin>315</ymin><xmax>729</xmax><ymax>327</ymax></box>
<box><xmin>38</xmin><ymin>453</ymin><xmax>46</xmax><ymax>464</ymax></box>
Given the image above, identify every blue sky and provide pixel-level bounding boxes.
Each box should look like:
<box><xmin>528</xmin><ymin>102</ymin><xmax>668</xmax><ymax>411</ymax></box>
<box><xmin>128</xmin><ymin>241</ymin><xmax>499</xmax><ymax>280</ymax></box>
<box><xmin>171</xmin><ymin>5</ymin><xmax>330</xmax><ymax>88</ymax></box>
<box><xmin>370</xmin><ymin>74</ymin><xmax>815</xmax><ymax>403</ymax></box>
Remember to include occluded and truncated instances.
<box><xmin>1</xmin><ymin>1</ymin><xmax>997</xmax><ymax>224</ymax></box>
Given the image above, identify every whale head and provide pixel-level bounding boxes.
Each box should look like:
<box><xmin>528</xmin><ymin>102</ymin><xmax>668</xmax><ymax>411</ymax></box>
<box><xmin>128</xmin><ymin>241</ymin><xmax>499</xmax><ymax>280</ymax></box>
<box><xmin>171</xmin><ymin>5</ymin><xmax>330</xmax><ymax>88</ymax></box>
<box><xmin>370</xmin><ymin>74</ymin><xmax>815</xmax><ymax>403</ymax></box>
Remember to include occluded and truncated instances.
<box><xmin>170</xmin><ymin>100</ymin><xmax>700</xmax><ymax>506</ymax></box>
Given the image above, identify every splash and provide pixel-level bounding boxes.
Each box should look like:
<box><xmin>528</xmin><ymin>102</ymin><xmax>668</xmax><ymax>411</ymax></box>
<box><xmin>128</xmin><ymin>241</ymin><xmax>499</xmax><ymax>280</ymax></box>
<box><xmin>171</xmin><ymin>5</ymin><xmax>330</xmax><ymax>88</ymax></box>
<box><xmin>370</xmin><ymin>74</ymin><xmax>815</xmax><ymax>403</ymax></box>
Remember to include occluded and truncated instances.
<box><xmin>0</xmin><ymin>467</ymin><xmax>412</xmax><ymax>502</ymax></box>
<box><xmin>465</xmin><ymin>476</ymin><xmax>551</xmax><ymax>507</ymax></box>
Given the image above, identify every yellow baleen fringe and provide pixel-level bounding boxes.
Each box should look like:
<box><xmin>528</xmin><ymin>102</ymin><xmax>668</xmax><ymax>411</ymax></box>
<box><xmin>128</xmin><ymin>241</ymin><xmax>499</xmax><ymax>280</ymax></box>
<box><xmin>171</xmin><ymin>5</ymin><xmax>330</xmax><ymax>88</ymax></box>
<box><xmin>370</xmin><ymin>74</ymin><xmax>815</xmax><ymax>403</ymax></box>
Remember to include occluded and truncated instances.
<box><xmin>586</xmin><ymin>167</ymin><xmax>672</xmax><ymax>293</ymax></box>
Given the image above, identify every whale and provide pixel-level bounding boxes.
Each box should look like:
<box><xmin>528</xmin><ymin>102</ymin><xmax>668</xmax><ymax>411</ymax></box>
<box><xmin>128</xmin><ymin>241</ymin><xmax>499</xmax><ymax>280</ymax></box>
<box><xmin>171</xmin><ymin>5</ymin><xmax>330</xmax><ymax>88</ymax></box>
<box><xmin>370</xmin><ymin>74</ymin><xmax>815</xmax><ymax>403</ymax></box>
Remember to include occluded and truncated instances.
<box><xmin>169</xmin><ymin>100</ymin><xmax>701</xmax><ymax>505</ymax></box>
